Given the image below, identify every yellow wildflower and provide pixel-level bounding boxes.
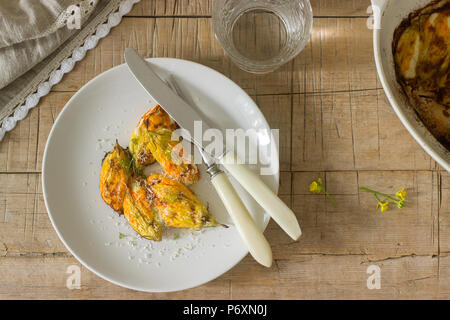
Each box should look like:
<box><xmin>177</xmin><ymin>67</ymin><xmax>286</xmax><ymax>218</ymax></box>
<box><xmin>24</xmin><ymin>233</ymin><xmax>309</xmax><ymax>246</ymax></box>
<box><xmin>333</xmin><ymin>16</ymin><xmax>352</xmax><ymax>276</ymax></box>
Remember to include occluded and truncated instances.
<box><xmin>309</xmin><ymin>181</ymin><xmax>321</xmax><ymax>193</ymax></box>
<box><xmin>377</xmin><ymin>201</ymin><xmax>389</xmax><ymax>212</ymax></box>
<box><xmin>310</xmin><ymin>178</ymin><xmax>337</xmax><ymax>207</ymax></box>
<box><xmin>360</xmin><ymin>186</ymin><xmax>407</xmax><ymax>212</ymax></box>
<box><xmin>395</xmin><ymin>188</ymin><xmax>406</xmax><ymax>200</ymax></box>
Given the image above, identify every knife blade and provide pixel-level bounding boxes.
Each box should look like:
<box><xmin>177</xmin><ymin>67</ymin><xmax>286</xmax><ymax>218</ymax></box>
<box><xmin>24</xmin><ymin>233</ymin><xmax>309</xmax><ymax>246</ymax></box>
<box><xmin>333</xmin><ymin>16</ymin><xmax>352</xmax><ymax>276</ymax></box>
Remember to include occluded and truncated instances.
<box><xmin>124</xmin><ymin>48</ymin><xmax>216</xmax><ymax>153</ymax></box>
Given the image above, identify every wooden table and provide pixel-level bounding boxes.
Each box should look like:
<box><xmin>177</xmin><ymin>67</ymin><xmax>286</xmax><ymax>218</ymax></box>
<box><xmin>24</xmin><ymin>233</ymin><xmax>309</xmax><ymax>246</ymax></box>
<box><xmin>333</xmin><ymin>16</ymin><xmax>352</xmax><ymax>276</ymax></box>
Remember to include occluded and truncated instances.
<box><xmin>0</xmin><ymin>0</ymin><xmax>448</xmax><ymax>299</ymax></box>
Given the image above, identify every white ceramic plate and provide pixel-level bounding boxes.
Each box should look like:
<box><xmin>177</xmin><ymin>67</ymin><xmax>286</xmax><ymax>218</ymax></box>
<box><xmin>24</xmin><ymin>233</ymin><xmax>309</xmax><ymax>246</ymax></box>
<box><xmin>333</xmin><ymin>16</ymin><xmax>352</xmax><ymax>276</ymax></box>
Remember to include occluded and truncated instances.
<box><xmin>42</xmin><ymin>58</ymin><xmax>279</xmax><ymax>292</ymax></box>
<box><xmin>372</xmin><ymin>0</ymin><xmax>450</xmax><ymax>171</ymax></box>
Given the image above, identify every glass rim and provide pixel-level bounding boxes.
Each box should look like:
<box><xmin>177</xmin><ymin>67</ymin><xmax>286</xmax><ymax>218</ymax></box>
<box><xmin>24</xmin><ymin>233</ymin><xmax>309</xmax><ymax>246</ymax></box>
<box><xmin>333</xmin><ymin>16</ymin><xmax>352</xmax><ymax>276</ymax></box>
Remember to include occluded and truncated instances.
<box><xmin>211</xmin><ymin>0</ymin><xmax>314</xmax><ymax>73</ymax></box>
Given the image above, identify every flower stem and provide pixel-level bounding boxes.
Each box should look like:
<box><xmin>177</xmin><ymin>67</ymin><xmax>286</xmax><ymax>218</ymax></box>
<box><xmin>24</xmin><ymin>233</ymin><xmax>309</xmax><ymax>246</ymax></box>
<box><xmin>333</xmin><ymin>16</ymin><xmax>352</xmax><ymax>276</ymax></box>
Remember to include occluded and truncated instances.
<box><xmin>359</xmin><ymin>187</ymin><xmax>399</xmax><ymax>203</ymax></box>
<box><xmin>324</xmin><ymin>191</ymin><xmax>337</xmax><ymax>207</ymax></box>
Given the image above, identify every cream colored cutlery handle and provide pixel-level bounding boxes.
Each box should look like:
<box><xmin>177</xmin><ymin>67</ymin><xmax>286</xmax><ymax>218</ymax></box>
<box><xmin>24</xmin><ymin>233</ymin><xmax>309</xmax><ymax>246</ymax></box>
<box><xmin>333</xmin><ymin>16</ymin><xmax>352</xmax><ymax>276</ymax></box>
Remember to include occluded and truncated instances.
<box><xmin>211</xmin><ymin>171</ymin><xmax>272</xmax><ymax>268</ymax></box>
<box><xmin>221</xmin><ymin>151</ymin><xmax>301</xmax><ymax>241</ymax></box>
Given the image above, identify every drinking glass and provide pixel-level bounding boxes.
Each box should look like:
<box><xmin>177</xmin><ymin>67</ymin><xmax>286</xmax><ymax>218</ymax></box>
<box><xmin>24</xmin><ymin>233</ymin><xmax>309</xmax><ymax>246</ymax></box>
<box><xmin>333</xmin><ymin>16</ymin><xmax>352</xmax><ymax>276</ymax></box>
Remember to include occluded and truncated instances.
<box><xmin>212</xmin><ymin>0</ymin><xmax>313</xmax><ymax>74</ymax></box>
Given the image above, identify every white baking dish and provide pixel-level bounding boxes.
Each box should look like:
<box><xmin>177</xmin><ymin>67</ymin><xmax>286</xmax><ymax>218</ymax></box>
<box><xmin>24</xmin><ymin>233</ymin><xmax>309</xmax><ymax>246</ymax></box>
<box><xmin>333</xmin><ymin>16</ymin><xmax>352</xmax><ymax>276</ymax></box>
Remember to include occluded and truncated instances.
<box><xmin>372</xmin><ymin>0</ymin><xmax>450</xmax><ymax>171</ymax></box>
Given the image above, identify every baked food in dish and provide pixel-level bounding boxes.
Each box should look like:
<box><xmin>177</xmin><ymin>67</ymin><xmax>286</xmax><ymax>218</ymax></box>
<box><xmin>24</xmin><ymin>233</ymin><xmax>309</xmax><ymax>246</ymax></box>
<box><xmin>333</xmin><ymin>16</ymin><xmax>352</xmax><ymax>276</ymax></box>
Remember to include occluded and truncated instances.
<box><xmin>393</xmin><ymin>0</ymin><xmax>449</xmax><ymax>149</ymax></box>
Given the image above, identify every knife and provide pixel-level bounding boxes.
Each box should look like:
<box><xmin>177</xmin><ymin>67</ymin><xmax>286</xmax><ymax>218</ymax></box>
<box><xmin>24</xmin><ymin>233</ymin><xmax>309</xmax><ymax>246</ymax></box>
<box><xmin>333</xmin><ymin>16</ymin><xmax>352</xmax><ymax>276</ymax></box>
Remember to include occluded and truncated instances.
<box><xmin>124</xmin><ymin>48</ymin><xmax>300</xmax><ymax>252</ymax></box>
<box><xmin>124</xmin><ymin>49</ymin><xmax>272</xmax><ymax>267</ymax></box>
<box><xmin>164</xmin><ymin>76</ymin><xmax>273</xmax><ymax>268</ymax></box>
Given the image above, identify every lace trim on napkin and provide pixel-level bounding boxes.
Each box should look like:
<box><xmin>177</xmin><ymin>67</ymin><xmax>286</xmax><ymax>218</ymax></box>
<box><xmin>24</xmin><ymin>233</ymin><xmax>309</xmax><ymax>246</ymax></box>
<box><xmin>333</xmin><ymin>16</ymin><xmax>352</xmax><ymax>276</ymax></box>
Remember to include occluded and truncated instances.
<box><xmin>27</xmin><ymin>0</ymin><xmax>101</xmax><ymax>43</ymax></box>
<box><xmin>55</xmin><ymin>0</ymin><xmax>100</xmax><ymax>30</ymax></box>
<box><xmin>0</xmin><ymin>0</ymin><xmax>140</xmax><ymax>142</ymax></box>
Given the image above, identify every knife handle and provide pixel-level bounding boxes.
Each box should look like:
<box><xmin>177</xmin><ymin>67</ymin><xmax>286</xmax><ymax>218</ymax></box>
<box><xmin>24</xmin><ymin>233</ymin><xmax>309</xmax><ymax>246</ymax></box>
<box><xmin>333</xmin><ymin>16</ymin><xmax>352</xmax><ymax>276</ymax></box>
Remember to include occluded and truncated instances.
<box><xmin>211</xmin><ymin>171</ymin><xmax>272</xmax><ymax>268</ymax></box>
<box><xmin>220</xmin><ymin>151</ymin><xmax>301</xmax><ymax>241</ymax></box>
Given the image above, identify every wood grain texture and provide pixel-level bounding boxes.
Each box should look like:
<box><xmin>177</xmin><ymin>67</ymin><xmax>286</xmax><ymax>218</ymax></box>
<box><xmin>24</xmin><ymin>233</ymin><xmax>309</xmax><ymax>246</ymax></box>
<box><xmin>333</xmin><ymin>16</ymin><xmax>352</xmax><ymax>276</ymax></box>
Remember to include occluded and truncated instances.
<box><xmin>126</xmin><ymin>0</ymin><xmax>372</xmax><ymax>17</ymax></box>
<box><xmin>50</xmin><ymin>16</ymin><xmax>377</xmax><ymax>95</ymax></box>
<box><xmin>293</xmin><ymin>18</ymin><xmax>379</xmax><ymax>93</ymax></box>
<box><xmin>51</xmin><ymin>17</ymin><xmax>292</xmax><ymax>95</ymax></box>
<box><xmin>291</xmin><ymin>90</ymin><xmax>436</xmax><ymax>171</ymax></box>
<box><xmin>229</xmin><ymin>254</ymin><xmax>440</xmax><ymax>299</ymax></box>
<box><xmin>281</xmin><ymin>170</ymin><xmax>439</xmax><ymax>258</ymax></box>
<box><xmin>0</xmin><ymin>0</ymin><xmax>447</xmax><ymax>299</ymax></box>
<box><xmin>127</xmin><ymin>0</ymin><xmax>212</xmax><ymax>17</ymax></box>
<box><xmin>0</xmin><ymin>256</ymin><xmax>231</xmax><ymax>299</ymax></box>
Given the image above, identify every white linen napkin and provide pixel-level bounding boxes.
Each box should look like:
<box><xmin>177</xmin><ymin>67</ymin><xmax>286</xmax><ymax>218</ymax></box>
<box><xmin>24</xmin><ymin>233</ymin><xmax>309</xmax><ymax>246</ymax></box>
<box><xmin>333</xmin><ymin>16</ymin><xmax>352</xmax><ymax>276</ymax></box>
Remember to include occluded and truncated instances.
<box><xmin>0</xmin><ymin>0</ymin><xmax>100</xmax><ymax>89</ymax></box>
<box><xmin>0</xmin><ymin>0</ymin><xmax>139</xmax><ymax>141</ymax></box>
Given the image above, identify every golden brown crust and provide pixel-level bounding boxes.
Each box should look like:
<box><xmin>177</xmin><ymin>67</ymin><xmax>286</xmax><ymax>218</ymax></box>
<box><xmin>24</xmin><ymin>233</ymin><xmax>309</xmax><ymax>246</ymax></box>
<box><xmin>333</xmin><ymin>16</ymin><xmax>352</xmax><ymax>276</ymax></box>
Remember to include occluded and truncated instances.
<box><xmin>99</xmin><ymin>142</ymin><xmax>131</xmax><ymax>214</ymax></box>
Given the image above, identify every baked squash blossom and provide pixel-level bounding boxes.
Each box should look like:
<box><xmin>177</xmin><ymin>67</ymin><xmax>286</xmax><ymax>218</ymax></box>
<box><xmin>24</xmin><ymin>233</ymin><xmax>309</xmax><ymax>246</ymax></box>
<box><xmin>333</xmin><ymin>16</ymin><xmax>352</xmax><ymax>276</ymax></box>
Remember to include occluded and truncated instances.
<box><xmin>129</xmin><ymin>105</ymin><xmax>177</xmax><ymax>167</ymax></box>
<box><xmin>99</xmin><ymin>141</ymin><xmax>132</xmax><ymax>214</ymax></box>
<box><xmin>146</xmin><ymin>173</ymin><xmax>219</xmax><ymax>229</ymax></box>
<box><xmin>146</xmin><ymin>128</ymin><xmax>200</xmax><ymax>185</ymax></box>
<box><xmin>100</xmin><ymin>105</ymin><xmax>220</xmax><ymax>243</ymax></box>
<box><xmin>123</xmin><ymin>178</ymin><xmax>163</xmax><ymax>241</ymax></box>
<box><xmin>130</xmin><ymin>105</ymin><xmax>200</xmax><ymax>185</ymax></box>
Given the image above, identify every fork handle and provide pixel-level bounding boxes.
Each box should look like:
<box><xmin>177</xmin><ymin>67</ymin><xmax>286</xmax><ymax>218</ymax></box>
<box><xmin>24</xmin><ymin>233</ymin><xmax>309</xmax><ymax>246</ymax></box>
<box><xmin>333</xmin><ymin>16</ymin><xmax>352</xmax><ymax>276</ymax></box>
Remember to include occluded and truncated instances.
<box><xmin>211</xmin><ymin>171</ymin><xmax>272</xmax><ymax>267</ymax></box>
<box><xmin>221</xmin><ymin>151</ymin><xmax>301</xmax><ymax>241</ymax></box>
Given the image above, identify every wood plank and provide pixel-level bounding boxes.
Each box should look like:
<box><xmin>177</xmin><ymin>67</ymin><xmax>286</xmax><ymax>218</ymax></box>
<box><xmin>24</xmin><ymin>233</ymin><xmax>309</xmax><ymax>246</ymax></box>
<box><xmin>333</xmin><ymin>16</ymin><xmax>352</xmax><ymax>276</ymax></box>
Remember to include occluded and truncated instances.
<box><xmin>291</xmin><ymin>90</ymin><xmax>435</xmax><ymax>171</ymax></box>
<box><xmin>51</xmin><ymin>17</ymin><xmax>292</xmax><ymax>96</ymax></box>
<box><xmin>230</xmin><ymin>254</ymin><xmax>439</xmax><ymax>299</ymax></box>
<box><xmin>264</xmin><ymin>170</ymin><xmax>439</xmax><ymax>259</ymax></box>
<box><xmin>127</xmin><ymin>0</ymin><xmax>371</xmax><ymax>17</ymax></box>
<box><xmin>278</xmin><ymin>172</ymin><xmax>292</xmax><ymax>196</ymax></box>
<box><xmin>50</xmin><ymin>17</ymin><xmax>378</xmax><ymax>96</ymax></box>
<box><xmin>1</xmin><ymin>253</ymin><xmax>440</xmax><ymax>299</ymax></box>
<box><xmin>0</xmin><ymin>171</ymin><xmax>292</xmax><ymax>255</ymax></box>
<box><xmin>311</xmin><ymin>0</ymin><xmax>372</xmax><ymax>17</ymax></box>
<box><xmin>351</xmin><ymin>91</ymin><xmax>436</xmax><ymax>170</ymax></box>
<box><xmin>0</xmin><ymin>107</ymin><xmax>39</xmax><ymax>173</ymax></box>
<box><xmin>256</xmin><ymin>95</ymin><xmax>292</xmax><ymax>172</ymax></box>
<box><xmin>0</xmin><ymin>174</ymin><xmax>67</xmax><ymax>256</ymax></box>
<box><xmin>436</xmin><ymin>255</ymin><xmax>450</xmax><ymax>298</ymax></box>
<box><xmin>0</xmin><ymin>256</ymin><xmax>230</xmax><ymax>299</ymax></box>
<box><xmin>293</xmin><ymin>18</ymin><xmax>379</xmax><ymax>94</ymax></box>
<box><xmin>0</xmin><ymin>92</ymin><xmax>72</xmax><ymax>173</ymax></box>
<box><xmin>291</xmin><ymin>92</ymin><xmax>355</xmax><ymax>171</ymax></box>
<box><xmin>438</xmin><ymin>172</ymin><xmax>450</xmax><ymax>254</ymax></box>
<box><xmin>128</xmin><ymin>0</ymin><xmax>212</xmax><ymax>17</ymax></box>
